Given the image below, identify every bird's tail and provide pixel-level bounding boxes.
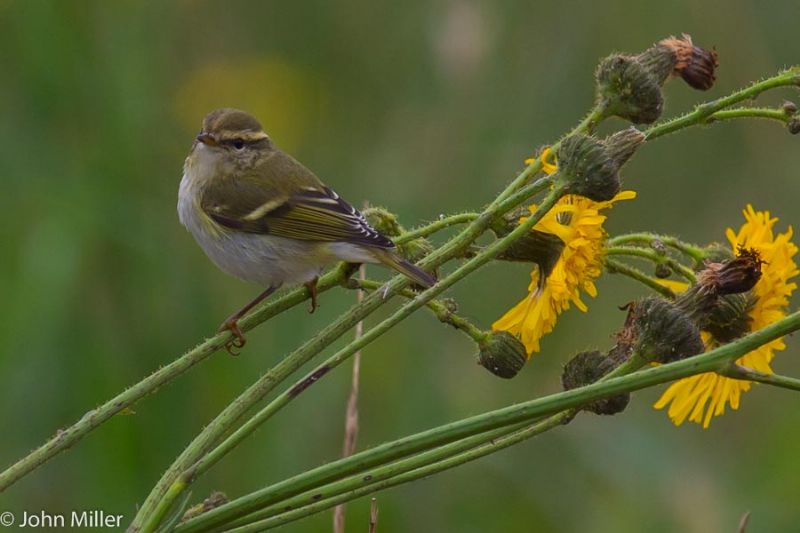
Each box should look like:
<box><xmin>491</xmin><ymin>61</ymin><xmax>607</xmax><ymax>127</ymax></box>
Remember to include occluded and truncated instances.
<box><xmin>372</xmin><ymin>249</ymin><xmax>436</xmax><ymax>288</ymax></box>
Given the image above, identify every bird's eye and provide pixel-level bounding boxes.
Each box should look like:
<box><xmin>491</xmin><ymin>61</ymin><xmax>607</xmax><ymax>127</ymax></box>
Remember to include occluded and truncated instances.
<box><xmin>233</xmin><ymin>139</ymin><xmax>245</xmax><ymax>150</ymax></box>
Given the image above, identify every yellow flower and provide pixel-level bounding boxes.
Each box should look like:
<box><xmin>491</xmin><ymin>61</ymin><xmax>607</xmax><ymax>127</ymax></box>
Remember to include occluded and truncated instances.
<box><xmin>492</xmin><ymin>190</ymin><xmax>636</xmax><ymax>355</ymax></box>
<box><xmin>654</xmin><ymin>205</ymin><xmax>799</xmax><ymax>428</ymax></box>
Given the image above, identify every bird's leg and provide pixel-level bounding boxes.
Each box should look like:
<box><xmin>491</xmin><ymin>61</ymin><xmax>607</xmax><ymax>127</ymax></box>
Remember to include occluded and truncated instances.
<box><xmin>218</xmin><ymin>285</ymin><xmax>278</xmax><ymax>355</ymax></box>
<box><xmin>304</xmin><ymin>277</ymin><xmax>319</xmax><ymax>313</ymax></box>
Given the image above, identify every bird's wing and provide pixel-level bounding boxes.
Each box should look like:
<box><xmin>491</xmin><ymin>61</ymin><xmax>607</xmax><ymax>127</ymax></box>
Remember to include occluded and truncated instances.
<box><xmin>201</xmin><ymin>177</ymin><xmax>394</xmax><ymax>249</ymax></box>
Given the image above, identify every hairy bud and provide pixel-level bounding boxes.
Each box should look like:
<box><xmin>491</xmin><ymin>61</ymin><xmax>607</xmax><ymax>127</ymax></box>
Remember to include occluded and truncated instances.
<box><xmin>596</xmin><ymin>54</ymin><xmax>664</xmax><ymax>124</ymax></box>
<box><xmin>561</xmin><ymin>350</ymin><xmax>630</xmax><ymax>415</ymax></box>
<box><xmin>478</xmin><ymin>331</ymin><xmax>528</xmax><ymax>379</ymax></box>
<box><xmin>629</xmin><ymin>297</ymin><xmax>704</xmax><ymax>364</ymax></box>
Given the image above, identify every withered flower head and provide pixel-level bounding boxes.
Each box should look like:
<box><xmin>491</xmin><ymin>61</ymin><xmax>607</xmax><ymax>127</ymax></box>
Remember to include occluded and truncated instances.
<box><xmin>789</xmin><ymin>118</ymin><xmax>800</xmax><ymax>135</ymax></box>
<box><xmin>652</xmin><ymin>34</ymin><xmax>718</xmax><ymax>91</ymax></box>
<box><xmin>478</xmin><ymin>331</ymin><xmax>528</xmax><ymax>379</ymax></box>
<box><xmin>676</xmin><ymin>248</ymin><xmax>763</xmax><ymax>323</ymax></box>
<box><xmin>561</xmin><ymin>350</ymin><xmax>630</xmax><ymax>415</ymax></box>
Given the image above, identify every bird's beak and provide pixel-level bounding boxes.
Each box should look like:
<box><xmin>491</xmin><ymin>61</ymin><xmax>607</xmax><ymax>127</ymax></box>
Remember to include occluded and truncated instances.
<box><xmin>196</xmin><ymin>132</ymin><xmax>218</xmax><ymax>146</ymax></box>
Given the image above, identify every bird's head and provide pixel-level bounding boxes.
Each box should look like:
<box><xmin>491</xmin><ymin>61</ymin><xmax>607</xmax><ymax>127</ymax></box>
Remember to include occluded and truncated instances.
<box><xmin>192</xmin><ymin>108</ymin><xmax>274</xmax><ymax>171</ymax></box>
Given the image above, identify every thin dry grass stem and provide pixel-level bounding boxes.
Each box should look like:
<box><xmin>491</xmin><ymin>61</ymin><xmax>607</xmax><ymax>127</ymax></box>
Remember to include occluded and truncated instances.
<box><xmin>369</xmin><ymin>498</ymin><xmax>378</xmax><ymax>533</ymax></box>
<box><xmin>333</xmin><ymin>258</ymin><xmax>367</xmax><ymax>533</ymax></box>
<box><xmin>737</xmin><ymin>511</ymin><xmax>751</xmax><ymax>533</ymax></box>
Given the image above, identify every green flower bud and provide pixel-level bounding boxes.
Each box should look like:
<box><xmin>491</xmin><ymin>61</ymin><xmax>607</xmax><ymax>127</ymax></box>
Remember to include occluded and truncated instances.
<box><xmin>556</xmin><ymin>134</ymin><xmax>620</xmax><ymax>201</ymax></box>
<box><xmin>631</xmin><ymin>297</ymin><xmax>704</xmax><ymax>364</ymax></box>
<box><xmin>595</xmin><ymin>54</ymin><xmax>664</xmax><ymax>124</ymax></box>
<box><xmin>604</xmin><ymin>127</ymin><xmax>647</xmax><ymax>170</ymax></box>
<box><xmin>478</xmin><ymin>331</ymin><xmax>528</xmax><ymax>379</ymax></box>
<box><xmin>561</xmin><ymin>350</ymin><xmax>630</xmax><ymax>415</ymax></box>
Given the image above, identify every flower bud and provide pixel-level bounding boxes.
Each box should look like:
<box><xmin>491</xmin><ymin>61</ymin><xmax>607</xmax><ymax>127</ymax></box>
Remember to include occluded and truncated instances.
<box><xmin>630</xmin><ymin>297</ymin><xmax>704</xmax><ymax>364</ymax></box>
<box><xmin>556</xmin><ymin>134</ymin><xmax>620</xmax><ymax>201</ymax></box>
<box><xmin>655</xmin><ymin>264</ymin><xmax>672</xmax><ymax>279</ymax></box>
<box><xmin>782</xmin><ymin>100</ymin><xmax>798</xmax><ymax>115</ymax></box>
<box><xmin>561</xmin><ymin>350</ymin><xmax>630</xmax><ymax>415</ymax></box>
<box><xmin>595</xmin><ymin>54</ymin><xmax>664</xmax><ymax>124</ymax></box>
<box><xmin>478</xmin><ymin>331</ymin><xmax>528</xmax><ymax>379</ymax></box>
<box><xmin>604</xmin><ymin>127</ymin><xmax>647</xmax><ymax>170</ymax></box>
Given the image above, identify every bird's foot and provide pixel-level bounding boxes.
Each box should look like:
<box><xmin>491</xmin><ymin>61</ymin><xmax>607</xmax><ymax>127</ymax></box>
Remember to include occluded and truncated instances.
<box><xmin>305</xmin><ymin>278</ymin><xmax>319</xmax><ymax>313</ymax></box>
<box><xmin>218</xmin><ymin>318</ymin><xmax>246</xmax><ymax>356</ymax></box>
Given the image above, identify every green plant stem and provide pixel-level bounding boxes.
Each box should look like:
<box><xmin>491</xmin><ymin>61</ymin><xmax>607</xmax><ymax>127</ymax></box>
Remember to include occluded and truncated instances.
<box><xmin>180</xmin><ymin>312</ymin><xmax>800</xmax><ymax>527</ymax></box>
<box><xmin>719</xmin><ymin>363</ymin><xmax>800</xmax><ymax>392</ymax></box>
<box><xmin>178</xmin><ymin>310</ymin><xmax>800</xmax><ymax>531</ymax></box>
<box><xmin>196</xmin><ymin>354</ymin><xmax>649</xmax><ymax>532</ymax></box>
<box><xmin>355</xmin><ymin>279</ymin><xmax>487</xmax><ymax>343</ymax></box>
<box><xmin>709</xmin><ymin>107</ymin><xmax>793</xmax><ymax>125</ymax></box>
<box><xmin>604</xmin><ymin>258</ymin><xmax>677</xmax><ymax>298</ymax></box>
<box><xmin>393</xmin><ymin>213</ymin><xmax>479</xmax><ymax>244</ymax></box>
<box><xmin>643</xmin><ymin>68</ymin><xmax>800</xmax><ymax>141</ymax></box>
<box><xmin>140</xmin><ymin>185</ymin><xmax>569</xmax><ymax>532</ymax></box>
<box><xmin>0</xmin><ymin>267</ymin><xmax>345</xmax><ymax>493</ymax></box>
<box><xmin>607</xmin><ymin>232</ymin><xmax>706</xmax><ymax>264</ymax></box>
<box><xmin>604</xmin><ymin>246</ymin><xmax>697</xmax><ymax>282</ymax></box>
<box><xmin>226</xmin><ymin>417</ymin><xmax>567</xmax><ymax>532</ymax></box>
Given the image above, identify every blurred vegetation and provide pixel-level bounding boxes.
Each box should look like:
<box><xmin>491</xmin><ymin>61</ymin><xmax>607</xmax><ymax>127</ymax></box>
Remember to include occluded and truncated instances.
<box><xmin>1</xmin><ymin>1</ymin><xmax>799</xmax><ymax>531</ymax></box>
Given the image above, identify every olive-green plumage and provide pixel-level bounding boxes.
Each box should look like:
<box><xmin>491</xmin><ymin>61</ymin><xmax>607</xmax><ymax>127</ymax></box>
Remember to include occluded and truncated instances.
<box><xmin>178</xmin><ymin>108</ymin><xmax>435</xmax><ymax>351</ymax></box>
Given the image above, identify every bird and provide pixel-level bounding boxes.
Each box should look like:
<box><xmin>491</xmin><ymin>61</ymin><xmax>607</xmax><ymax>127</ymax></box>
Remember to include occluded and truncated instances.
<box><xmin>178</xmin><ymin>108</ymin><xmax>436</xmax><ymax>354</ymax></box>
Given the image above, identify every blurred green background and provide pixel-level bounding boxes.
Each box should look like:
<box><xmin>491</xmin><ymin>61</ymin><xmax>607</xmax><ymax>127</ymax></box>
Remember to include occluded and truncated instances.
<box><xmin>2</xmin><ymin>1</ymin><xmax>799</xmax><ymax>531</ymax></box>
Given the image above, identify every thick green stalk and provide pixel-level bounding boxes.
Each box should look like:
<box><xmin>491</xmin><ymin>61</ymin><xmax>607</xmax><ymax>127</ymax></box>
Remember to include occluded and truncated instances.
<box><xmin>197</xmin><ymin>353</ymin><xmax>647</xmax><ymax>531</ymax></box>
<box><xmin>179</xmin><ymin>311</ymin><xmax>800</xmax><ymax>530</ymax></box>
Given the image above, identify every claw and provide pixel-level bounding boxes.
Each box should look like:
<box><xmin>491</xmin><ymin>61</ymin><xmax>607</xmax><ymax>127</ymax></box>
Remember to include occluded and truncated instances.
<box><xmin>219</xmin><ymin>319</ymin><xmax>246</xmax><ymax>356</ymax></box>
